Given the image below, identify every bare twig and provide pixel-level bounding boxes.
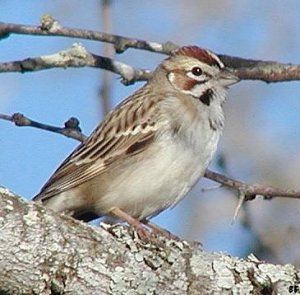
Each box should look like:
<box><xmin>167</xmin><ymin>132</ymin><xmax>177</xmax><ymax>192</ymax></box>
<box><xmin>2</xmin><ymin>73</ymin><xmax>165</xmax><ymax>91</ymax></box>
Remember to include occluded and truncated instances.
<box><xmin>1</xmin><ymin>19</ymin><xmax>300</xmax><ymax>83</ymax></box>
<box><xmin>221</xmin><ymin>55</ymin><xmax>300</xmax><ymax>83</ymax></box>
<box><xmin>1</xmin><ymin>112</ymin><xmax>300</xmax><ymax>200</ymax></box>
<box><xmin>0</xmin><ymin>43</ymin><xmax>152</xmax><ymax>85</ymax></box>
<box><xmin>204</xmin><ymin>169</ymin><xmax>300</xmax><ymax>199</ymax></box>
<box><xmin>0</xmin><ymin>17</ymin><xmax>177</xmax><ymax>54</ymax></box>
<box><xmin>0</xmin><ymin>113</ymin><xmax>87</xmax><ymax>142</ymax></box>
<box><xmin>1</xmin><ymin>43</ymin><xmax>300</xmax><ymax>85</ymax></box>
<box><xmin>232</xmin><ymin>192</ymin><xmax>246</xmax><ymax>223</ymax></box>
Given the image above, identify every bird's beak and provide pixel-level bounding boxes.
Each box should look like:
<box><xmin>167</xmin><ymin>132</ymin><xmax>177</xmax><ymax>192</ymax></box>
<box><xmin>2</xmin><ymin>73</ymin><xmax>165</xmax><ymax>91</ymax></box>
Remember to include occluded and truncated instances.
<box><xmin>217</xmin><ymin>68</ymin><xmax>240</xmax><ymax>87</ymax></box>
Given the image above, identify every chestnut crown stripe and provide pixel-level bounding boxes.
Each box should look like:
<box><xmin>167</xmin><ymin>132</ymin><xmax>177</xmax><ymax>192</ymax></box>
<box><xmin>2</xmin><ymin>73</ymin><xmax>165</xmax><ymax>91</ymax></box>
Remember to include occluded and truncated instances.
<box><xmin>172</xmin><ymin>46</ymin><xmax>223</xmax><ymax>69</ymax></box>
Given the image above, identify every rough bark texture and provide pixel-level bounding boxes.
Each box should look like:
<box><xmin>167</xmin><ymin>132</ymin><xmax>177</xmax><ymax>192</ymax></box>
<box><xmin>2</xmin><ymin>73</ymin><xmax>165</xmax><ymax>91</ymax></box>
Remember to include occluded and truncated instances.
<box><xmin>0</xmin><ymin>187</ymin><xmax>299</xmax><ymax>295</ymax></box>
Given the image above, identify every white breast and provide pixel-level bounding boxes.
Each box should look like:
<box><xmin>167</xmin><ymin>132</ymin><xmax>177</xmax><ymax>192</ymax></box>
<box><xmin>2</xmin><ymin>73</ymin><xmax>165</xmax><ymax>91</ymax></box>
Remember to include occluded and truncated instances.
<box><xmin>98</xmin><ymin>121</ymin><xmax>220</xmax><ymax>220</ymax></box>
<box><xmin>96</xmin><ymin>93</ymin><xmax>225</xmax><ymax>220</ymax></box>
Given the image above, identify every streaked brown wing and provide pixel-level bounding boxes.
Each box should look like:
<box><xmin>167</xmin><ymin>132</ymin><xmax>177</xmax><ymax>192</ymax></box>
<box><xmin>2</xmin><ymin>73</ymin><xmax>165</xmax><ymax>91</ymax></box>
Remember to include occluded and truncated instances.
<box><xmin>34</xmin><ymin>87</ymin><xmax>161</xmax><ymax>201</ymax></box>
<box><xmin>34</xmin><ymin>132</ymin><xmax>155</xmax><ymax>201</ymax></box>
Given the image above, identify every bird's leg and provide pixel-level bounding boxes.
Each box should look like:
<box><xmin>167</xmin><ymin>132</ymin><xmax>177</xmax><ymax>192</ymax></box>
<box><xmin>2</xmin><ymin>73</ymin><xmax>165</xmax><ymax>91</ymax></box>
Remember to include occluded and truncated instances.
<box><xmin>142</xmin><ymin>220</ymin><xmax>181</xmax><ymax>241</ymax></box>
<box><xmin>110</xmin><ymin>207</ymin><xmax>143</xmax><ymax>228</ymax></box>
<box><xmin>110</xmin><ymin>207</ymin><xmax>155</xmax><ymax>242</ymax></box>
<box><xmin>109</xmin><ymin>208</ymin><xmax>180</xmax><ymax>244</ymax></box>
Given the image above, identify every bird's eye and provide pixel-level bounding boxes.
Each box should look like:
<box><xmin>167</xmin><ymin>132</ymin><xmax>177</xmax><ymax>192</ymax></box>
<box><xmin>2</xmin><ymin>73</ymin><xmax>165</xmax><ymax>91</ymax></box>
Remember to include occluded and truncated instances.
<box><xmin>191</xmin><ymin>67</ymin><xmax>203</xmax><ymax>76</ymax></box>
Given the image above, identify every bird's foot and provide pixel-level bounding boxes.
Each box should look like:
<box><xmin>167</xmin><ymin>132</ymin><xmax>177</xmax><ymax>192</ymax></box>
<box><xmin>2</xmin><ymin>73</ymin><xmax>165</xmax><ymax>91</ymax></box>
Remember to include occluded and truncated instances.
<box><xmin>142</xmin><ymin>220</ymin><xmax>181</xmax><ymax>241</ymax></box>
<box><xmin>109</xmin><ymin>208</ymin><xmax>175</xmax><ymax>246</ymax></box>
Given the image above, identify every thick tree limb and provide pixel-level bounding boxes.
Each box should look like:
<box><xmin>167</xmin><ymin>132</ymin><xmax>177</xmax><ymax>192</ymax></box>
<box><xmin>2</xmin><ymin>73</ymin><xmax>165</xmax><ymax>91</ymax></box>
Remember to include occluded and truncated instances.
<box><xmin>0</xmin><ymin>187</ymin><xmax>298</xmax><ymax>294</ymax></box>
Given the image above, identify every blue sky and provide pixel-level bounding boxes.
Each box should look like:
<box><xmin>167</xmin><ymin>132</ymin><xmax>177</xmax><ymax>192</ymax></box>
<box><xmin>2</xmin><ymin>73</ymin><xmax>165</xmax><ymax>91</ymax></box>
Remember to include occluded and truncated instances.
<box><xmin>1</xmin><ymin>1</ymin><xmax>300</xmax><ymax>263</ymax></box>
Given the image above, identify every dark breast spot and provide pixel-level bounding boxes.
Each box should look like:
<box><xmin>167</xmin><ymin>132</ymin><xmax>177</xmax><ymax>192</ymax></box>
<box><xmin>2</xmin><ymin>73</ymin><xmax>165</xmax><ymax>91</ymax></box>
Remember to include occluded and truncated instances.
<box><xmin>199</xmin><ymin>89</ymin><xmax>213</xmax><ymax>106</ymax></box>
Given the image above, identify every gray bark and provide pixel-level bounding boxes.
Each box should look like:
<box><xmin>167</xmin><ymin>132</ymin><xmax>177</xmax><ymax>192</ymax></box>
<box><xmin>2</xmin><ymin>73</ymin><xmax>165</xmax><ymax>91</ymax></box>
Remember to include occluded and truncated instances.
<box><xmin>0</xmin><ymin>187</ymin><xmax>298</xmax><ymax>295</ymax></box>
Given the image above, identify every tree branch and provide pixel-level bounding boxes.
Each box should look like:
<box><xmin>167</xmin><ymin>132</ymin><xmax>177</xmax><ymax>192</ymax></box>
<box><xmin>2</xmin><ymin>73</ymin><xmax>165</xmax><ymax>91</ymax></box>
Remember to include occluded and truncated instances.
<box><xmin>204</xmin><ymin>170</ymin><xmax>300</xmax><ymax>200</ymax></box>
<box><xmin>220</xmin><ymin>55</ymin><xmax>300</xmax><ymax>83</ymax></box>
<box><xmin>0</xmin><ymin>43</ymin><xmax>151</xmax><ymax>85</ymax></box>
<box><xmin>0</xmin><ymin>187</ymin><xmax>298</xmax><ymax>294</ymax></box>
<box><xmin>2</xmin><ymin>112</ymin><xmax>300</xmax><ymax>202</ymax></box>
<box><xmin>0</xmin><ymin>16</ymin><xmax>176</xmax><ymax>54</ymax></box>
<box><xmin>0</xmin><ymin>112</ymin><xmax>87</xmax><ymax>142</ymax></box>
<box><xmin>1</xmin><ymin>18</ymin><xmax>300</xmax><ymax>83</ymax></box>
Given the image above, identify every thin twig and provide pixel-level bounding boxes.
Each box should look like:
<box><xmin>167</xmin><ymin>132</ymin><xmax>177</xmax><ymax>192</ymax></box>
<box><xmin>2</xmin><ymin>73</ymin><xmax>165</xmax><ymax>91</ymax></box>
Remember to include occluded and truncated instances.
<box><xmin>0</xmin><ymin>43</ymin><xmax>152</xmax><ymax>85</ymax></box>
<box><xmin>1</xmin><ymin>112</ymin><xmax>299</xmax><ymax>201</ymax></box>
<box><xmin>204</xmin><ymin>170</ymin><xmax>300</xmax><ymax>199</ymax></box>
<box><xmin>232</xmin><ymin>192</ymin><xmax>246</xmax><ymax>223</ymax></box>
<box><xmin>1</xmin><ymin>19</ymin><xmax>300</xmax><ymax>83</ymax></box>
<box><xmin>1</xmin><ymin>43</ymin><xmax>300</xmax><ymax>84</ymax></box>
<box><xmin>0</xmin><ymin>113</ymin><xmax>87</xmax><ymax>142</ymax></box>
<box><xmin>0</xmin><ymin>17</ymin><xmax>177</xmax><ymax>54</ymax></box>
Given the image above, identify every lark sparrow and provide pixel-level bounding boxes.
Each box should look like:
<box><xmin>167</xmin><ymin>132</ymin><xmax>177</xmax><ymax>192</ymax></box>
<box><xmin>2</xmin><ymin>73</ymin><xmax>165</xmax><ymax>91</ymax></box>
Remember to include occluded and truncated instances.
<box><xmin>33</xmin><ymin>46</ymin><xmax>239</xmax><ymax>232</ymax></box>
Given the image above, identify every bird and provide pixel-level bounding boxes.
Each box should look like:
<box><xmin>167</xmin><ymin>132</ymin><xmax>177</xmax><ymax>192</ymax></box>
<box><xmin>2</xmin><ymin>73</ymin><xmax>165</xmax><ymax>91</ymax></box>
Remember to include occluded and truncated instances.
<box><xmin>33</xmin><ymin>45</ymin><xmax>239</xmax><ymax>238</ymax></box>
